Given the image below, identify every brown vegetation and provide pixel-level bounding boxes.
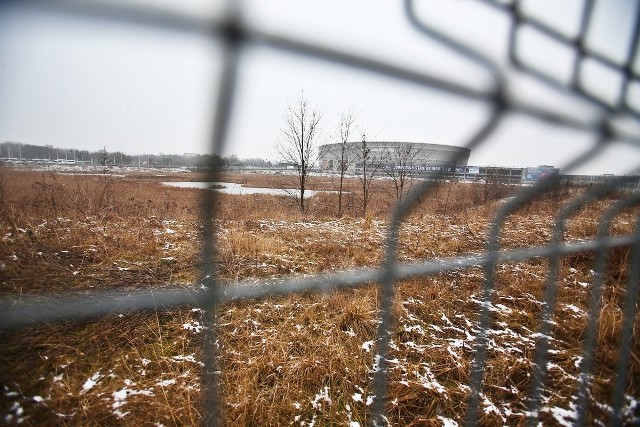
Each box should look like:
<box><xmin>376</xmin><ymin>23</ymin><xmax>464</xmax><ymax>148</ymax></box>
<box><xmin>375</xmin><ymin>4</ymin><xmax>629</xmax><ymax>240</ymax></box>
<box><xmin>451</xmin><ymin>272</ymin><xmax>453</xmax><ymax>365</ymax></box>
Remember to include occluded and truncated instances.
<box><xmin>0</xmin><ymin>168</ymin><xmax>638</xmax><ymax>425</ymax></box>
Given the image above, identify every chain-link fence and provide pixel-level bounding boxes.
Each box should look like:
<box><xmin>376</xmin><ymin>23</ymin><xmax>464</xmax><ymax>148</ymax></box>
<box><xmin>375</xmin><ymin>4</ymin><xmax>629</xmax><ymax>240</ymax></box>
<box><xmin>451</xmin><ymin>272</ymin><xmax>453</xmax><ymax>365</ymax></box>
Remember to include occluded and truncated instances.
<box><xmin>1</xmin><ymin>0</ymin><xmax>639</xmax><ymax>425</ymax></box>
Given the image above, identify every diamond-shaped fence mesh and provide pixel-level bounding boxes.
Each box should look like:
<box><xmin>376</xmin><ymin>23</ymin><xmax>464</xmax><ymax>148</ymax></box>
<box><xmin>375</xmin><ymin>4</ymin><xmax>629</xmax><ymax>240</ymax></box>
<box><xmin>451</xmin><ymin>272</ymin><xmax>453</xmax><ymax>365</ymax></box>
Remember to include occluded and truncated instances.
<box><xmin>1</xmin><ymin>0</ymin><xmax>639</xmax><ymax>425</ymax></box>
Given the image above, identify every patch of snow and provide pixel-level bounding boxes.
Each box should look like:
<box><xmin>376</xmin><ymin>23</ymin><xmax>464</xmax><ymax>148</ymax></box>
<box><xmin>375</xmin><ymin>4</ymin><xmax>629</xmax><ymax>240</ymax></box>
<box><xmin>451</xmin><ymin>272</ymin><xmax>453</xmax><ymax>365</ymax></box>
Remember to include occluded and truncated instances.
<box><xmin>448</xmin><ymin>339</ymin><xmax>465</xmax><ymax>348</ymax></box>
<box><xmin>494</xmin><ymin>304</ymin><xmax>513</xmax><ymax>313</ymax></box>
<box><xmin>470</xmin><ymin>298</ymin><xmax>512</xmax><ymax>314</ymax></box>
<box><xmin>12</xmin><ymin>402</ymin><xmax>23</xmax><ymax>416</ymax></box>
<box><xmin>437</xmin><ymin>416</ymin><xmax>459</xmax><ymax>427</ymax></box>
<box><xmin>5</xmin><ymin>401</ymin><xmax>26</xmax><ymax>424</ymax></box>
<box><xmin>169</xmin><ymin>354</ymin><xmax>204</xmax><ymax>366</ymax></box>
<box><xmin>111</xmin><ymin>385</ymin><xmax>154</xmax><ymax>418</ymax></box>
<box><xmin>156</xmin><ymin>379</ymin><xmax>176</xmax><ymax>387</ymax></box>
<box><xmin>361</xmin><ymin>341</ymin><xmax>374</xmax><ymax>352</ymax></box>
<box><xmin>352</xmin><ymin>393</ymin><xmax>362</xmax><ymax>402</ymax></box>
<box><xmin>441</xmin><ymin>314</ymin><xmax>454</xmax><ymax>326</ymax></box>
<box><xmin>428</xmin><ymin>324</ymin><xmax>442</xmax><ymax>333</ymax></box>
<box><xmin>182</xmin><ymin>321</ymin><xmax>203</xmax><ymax>333</ymax></box>
<box><xmin>621</xmin><ymin>395</ymin><xmax>640</xmax><ymax>423</ymax></box>
<box><xmin>112</xmin><ymin>388</ymin><xmax>128</xmax><ymax>405</ymax></box>
<box><xmin>545</xmin><ymin>405</ymin><xmax>578</xmax><ymax>427</ymax></box>
<box><xmin>310</xmin><ymin>386</ymin><xmax>331</xmax><ymax>409</ymax></box>
<box><xmin>2</xmin><ymin>386</ymin><xmax>18</xmax><ymax>398</ymax></box>
<box><xmin>529</xmin><ymin>333</ymin><xmax>555</xmax><ymax>341</ymax></box>
<box><xmin>404</xmin><ymin>341</ymin><xmax>430</xmax><ymax>353</ymax></box>
<box><xmin>81</xmin><ymin>371</ymin><xmax>102</xmax><ymax>393</ymax></box>
<box><xmin>447</xmin><ymin>346</ymin><xmax>461</xmax><ymax>363</ymax></box>
<box><xmin>482</xmin><ymin>394</ymin><xmax>505</xmax><ymax>422</ymax></box>
<box><xmin>565</xmin><ymin>304</ymin><xmax>585</xmax><ymax>315</ymax></box>
<box><xmin>415</xmin><ymin>367</ymin><xmax>447</xmax><ymax>395</ymax></box>
<box><xmin>113</xmin><ymin>409</ymin><xmax>130</xmax><ymax>419</ymax></box>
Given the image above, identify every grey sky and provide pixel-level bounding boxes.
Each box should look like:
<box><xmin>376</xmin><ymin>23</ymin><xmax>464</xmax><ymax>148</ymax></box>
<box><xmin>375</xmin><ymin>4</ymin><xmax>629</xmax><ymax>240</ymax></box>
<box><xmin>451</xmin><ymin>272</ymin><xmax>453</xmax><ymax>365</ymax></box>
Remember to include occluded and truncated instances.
<box><xmin>0</xmin><ymin>0</ymin><xmax>638</xmax><ymax>175</ymax></box>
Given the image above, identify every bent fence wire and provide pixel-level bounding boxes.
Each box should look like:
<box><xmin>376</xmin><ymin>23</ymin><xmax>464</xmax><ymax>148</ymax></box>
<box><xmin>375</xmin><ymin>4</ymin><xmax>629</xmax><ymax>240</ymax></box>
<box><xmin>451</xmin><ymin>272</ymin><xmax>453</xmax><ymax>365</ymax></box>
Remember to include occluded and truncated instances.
<box><xmin>1</xmin><ymin>0</ymin><xmax>640</xmax><ymax>425</ymax></box>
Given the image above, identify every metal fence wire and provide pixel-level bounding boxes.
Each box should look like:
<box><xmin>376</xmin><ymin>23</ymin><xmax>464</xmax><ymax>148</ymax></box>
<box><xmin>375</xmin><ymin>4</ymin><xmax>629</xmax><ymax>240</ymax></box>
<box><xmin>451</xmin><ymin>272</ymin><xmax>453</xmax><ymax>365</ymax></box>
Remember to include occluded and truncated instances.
<box><xmin>1</xmin><ymin>0</ymin><xmax>640</xmax><ymax>425</ymax></box>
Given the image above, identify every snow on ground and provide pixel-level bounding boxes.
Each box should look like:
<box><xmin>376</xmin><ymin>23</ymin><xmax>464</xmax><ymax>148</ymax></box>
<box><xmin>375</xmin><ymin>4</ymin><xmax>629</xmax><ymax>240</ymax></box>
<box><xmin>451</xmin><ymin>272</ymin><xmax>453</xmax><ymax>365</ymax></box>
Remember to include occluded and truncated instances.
<box><xmin>12</xmin><ymin>163</ymin><xmax>190</xmax><ymax>174</ymax></box>
<box><xmin>81</xmin><ymin>371</ymin><xmax>102</xmax><ymax>393</ymax></box>
<box><xmin>2</xmin><ymin>213</ymin><xmax>632</xmax><ymax>425</ymax></box>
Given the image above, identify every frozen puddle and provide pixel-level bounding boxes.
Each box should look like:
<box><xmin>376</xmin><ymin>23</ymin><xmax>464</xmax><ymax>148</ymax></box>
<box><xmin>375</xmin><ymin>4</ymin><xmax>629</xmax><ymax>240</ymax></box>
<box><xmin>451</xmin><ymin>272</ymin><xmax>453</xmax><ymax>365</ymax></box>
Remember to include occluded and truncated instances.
<box><xmin>163</xmin><ymin>181</ymin><xmax>327</xmax><ymax>197</ymax></box>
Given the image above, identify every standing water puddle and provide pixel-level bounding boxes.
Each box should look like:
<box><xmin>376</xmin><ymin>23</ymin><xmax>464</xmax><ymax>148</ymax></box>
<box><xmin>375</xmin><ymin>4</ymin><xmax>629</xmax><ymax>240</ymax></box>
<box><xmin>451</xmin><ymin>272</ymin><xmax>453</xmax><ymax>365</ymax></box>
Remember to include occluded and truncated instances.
<box><xmin>163</xmin><ymin>182</ymin><xmax>325</xmax><ymax>198</ymax></box>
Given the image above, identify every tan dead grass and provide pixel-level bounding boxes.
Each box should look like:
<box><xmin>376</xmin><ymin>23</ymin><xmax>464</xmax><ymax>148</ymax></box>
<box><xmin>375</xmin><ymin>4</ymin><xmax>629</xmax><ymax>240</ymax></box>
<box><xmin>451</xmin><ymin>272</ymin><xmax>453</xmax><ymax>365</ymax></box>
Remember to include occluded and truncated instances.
<box><xmin>1</xmin><ymin>168</ymin><xmax>638</xmax><ymax>425</ymax></box>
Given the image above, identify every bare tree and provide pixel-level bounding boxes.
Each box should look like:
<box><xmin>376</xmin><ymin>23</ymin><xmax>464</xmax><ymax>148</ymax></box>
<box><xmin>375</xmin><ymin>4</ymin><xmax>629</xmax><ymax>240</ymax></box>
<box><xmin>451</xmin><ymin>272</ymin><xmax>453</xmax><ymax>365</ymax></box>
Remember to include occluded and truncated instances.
<box><xmin>482</xmin><ymin>167</ymin><xmax>511</xmax><ymax>204</ymax></box>
<box><xmin>334</xmin><ymin>108</ymin><xmax>356</xmax><ymax>216</ymax></box>
<box><xmin>381</xmin><ymin>142</ymin><xmax>427</xmax><ymax>206</ymax></box>
<box><xmin>354</xmin><ymin>133</ymin><xmax>382</xmax><ymax>217</ymax></box>
<box><xmin>100</xmin><ymin>146</ymin><xmax>110</xmax><ymax>174</ymax></box>
<box><xmin>276</xmin><ymin>92</ymin><xmax>322</xmax><ymax>212</ymax></box>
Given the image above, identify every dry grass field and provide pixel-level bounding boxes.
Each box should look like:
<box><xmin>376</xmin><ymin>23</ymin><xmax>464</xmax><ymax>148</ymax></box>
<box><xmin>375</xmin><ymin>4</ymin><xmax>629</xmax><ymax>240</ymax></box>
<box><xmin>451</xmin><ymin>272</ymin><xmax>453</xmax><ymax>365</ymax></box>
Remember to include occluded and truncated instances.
<box><xmin>0</xmin><ymin>168</ymin><xmax>638</xmax><ymax>426</ymax></box>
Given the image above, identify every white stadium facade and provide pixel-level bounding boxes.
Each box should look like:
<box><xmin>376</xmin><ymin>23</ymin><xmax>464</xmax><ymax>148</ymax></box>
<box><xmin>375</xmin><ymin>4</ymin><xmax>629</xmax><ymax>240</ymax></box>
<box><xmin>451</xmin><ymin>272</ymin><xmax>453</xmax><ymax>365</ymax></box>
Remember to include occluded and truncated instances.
<box><xmin>318</xmin><ymin>141</ymin><xmax>471</xmax><ymax>176</ymax></box>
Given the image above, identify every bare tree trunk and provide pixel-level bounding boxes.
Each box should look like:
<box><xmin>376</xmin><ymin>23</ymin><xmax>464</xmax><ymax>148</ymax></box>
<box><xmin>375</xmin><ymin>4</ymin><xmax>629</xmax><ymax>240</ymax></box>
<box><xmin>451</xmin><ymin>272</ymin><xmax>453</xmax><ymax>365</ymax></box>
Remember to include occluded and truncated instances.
<box><xmin>357</xmin><ymin>135</ymin><xmax>378</xmax><ymax>217</ymax></box>
<box><xmin>363</xmin><ymin>157</ymin><xmax>368</xmax><ymax>216</ymax></box>
<box><xmin>299</xmin><ymin>161</ymin><xmax>306</xmax><ymax>211</ymax></box>
<box><xmin>338</xmin><ymin>144</ymin><xmax>347</xmax><ymax>216</ymax></box>
<box><xmin>338</xmin><ymin>171</ymin><xmax>344</xmax><ymax>216</ymax></box>
<box><xmin>335</xmin><ymin>109</ymin><xmax>355</xmax><ymax>217</ymax></box>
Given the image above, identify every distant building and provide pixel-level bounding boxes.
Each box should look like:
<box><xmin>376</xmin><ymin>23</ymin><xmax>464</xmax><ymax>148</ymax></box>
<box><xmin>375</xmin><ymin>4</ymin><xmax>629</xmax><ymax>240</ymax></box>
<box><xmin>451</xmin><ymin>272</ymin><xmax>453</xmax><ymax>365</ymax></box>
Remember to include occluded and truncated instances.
<box><xmin>523</xmin><ymin>165</ymin><xmax>560</xmax><ymax>181</ymax></box>
<box><xmin>318</xmin><ymin>142</ymin><xmax>471</xmax><ymax>175</ymax></box>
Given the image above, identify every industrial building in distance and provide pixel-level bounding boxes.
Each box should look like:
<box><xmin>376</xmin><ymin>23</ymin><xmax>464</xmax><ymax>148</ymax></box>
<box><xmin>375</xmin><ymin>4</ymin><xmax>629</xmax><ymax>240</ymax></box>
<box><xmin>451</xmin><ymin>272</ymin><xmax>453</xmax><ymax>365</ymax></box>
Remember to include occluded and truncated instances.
<box><xmin>318</xmin><ymin>141</ymin><xmax>562</xmax><ymax>183</ymax></box>
<box><xmin>319</xmin><ymin>141</ymin><xmax>471</xmax><ymax>175</ymax></box>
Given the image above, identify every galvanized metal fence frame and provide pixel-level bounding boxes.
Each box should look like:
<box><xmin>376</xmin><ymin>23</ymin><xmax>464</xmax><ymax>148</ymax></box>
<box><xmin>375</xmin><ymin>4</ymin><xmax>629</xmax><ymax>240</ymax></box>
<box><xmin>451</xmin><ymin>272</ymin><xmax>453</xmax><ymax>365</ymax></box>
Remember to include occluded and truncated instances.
<box><xmin>1</xmin><ymin>0</ymin><xmax>640</xmax><ymax>425</ymax></box>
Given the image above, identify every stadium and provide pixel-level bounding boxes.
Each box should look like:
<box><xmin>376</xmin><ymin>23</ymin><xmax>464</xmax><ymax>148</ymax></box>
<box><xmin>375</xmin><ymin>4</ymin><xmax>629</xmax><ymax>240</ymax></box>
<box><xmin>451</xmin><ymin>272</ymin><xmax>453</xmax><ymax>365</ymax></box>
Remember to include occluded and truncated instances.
<box><xmin>318</xmin><ymin>141</ymin><xmax>471</xmax><ymax>175</ymax></box>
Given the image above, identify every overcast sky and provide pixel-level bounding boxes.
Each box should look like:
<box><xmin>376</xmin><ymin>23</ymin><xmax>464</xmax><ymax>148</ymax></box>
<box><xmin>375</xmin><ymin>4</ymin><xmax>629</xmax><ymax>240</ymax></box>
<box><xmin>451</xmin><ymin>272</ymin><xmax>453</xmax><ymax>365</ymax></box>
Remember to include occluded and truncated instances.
<box><xmin>0</xmin><ymin>0</ymin><xmax>639</xmax><ymax>174</ymax></box>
